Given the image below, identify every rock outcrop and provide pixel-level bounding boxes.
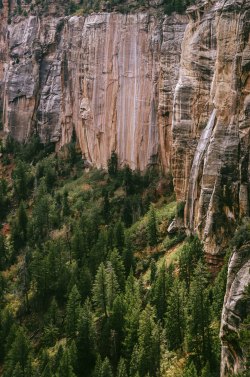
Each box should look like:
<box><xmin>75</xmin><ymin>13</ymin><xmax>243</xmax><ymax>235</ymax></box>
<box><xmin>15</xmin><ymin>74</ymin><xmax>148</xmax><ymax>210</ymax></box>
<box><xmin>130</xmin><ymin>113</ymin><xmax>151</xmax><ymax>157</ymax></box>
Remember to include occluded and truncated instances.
<box><xmin>172</xmin><ymin>0</ymin><xmax>250</xmax><ymax>269</ymax></box>
<box><xmin>220</xmin><ymin>239</ymin><xmax>250</xmax><ymax>376</ymax></box>
<box><xmin>171</xmin><ymin>3</ymin><xmax>250</xmax><ymax>373</ymax></box>
<box><xmin>0</xmin><ymin>10</ymin><xmax>187</xmax><ymax>170</ymax></box>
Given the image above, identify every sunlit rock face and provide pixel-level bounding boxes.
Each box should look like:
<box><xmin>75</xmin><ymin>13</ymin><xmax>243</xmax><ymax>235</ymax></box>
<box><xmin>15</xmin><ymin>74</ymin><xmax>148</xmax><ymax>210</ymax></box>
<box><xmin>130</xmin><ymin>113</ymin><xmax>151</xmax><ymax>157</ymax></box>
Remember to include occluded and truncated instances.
<box><xmin>0</xmin><ymin>11</ymin><xmax>187</xmax><ymax>170</ymax></box>
<box><xmin>169</xmin><ymin>2</ymin><xmax>250</xmax><ymax>373</ymax></box>
<box><xmin>172</xmin><ymin>0</ymin><xmax>250</xmax><ymax>269</ymax></box>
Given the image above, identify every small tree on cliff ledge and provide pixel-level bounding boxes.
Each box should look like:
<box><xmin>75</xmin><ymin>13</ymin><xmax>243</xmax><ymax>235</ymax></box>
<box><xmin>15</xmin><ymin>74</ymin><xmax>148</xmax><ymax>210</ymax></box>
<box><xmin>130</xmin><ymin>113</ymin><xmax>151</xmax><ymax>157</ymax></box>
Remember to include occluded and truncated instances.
<box><xmin>108</xmin><ymin>151</ymin><xmax>118</xmax><ymax>177</ymax></box>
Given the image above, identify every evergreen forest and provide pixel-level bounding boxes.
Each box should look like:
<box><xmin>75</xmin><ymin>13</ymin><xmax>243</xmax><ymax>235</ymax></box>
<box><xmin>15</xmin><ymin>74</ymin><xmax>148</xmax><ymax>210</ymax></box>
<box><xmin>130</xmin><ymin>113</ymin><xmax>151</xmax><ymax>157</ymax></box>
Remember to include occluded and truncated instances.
<box><xmin>10</xmin><ymin>0</ymin><xmax>196</xmax><ymax>18</ymax></box>
<box><xmin>0</xmin><ymin>136</ymin><xmax>249</xmax><ymax>377</ymax></box>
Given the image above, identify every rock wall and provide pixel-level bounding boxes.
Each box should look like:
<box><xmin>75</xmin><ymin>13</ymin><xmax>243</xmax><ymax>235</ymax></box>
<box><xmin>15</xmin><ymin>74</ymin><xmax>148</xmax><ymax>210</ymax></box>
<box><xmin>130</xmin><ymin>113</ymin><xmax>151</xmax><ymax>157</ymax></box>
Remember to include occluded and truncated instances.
<box><xmin>171</xmin><ymin>3</ymin><xmax>250</xmax><ymax>373</ymax></box>
<box><xmin>172</xmin><ymin>0</ymin><xmax>250</xmax><ymax>267</ymax></box>
<box><xmin>220</xmin><ymin>240</ymin><xmax>250</xmax><ymax>376</ymax></box>
<box><xmin>0</xmin><ymin>10</ymin><xmax>187</xmax><ymax>170</ymax></box>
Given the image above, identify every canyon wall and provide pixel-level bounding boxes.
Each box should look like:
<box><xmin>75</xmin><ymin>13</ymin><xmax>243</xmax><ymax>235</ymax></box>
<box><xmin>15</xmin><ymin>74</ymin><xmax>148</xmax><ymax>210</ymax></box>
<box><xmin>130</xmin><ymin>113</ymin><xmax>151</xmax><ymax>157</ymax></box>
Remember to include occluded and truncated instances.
<box><xmin>0</xmin><ymin>0</ymin><xmax>250</xmax><ymax>375</ymax></box>
<box><xmin>172</xmin><ymin>0</ymin><xmax>250</xmax><ymax>267</ymax></box>
<box><xmin>0</xmin><ymin>9</ymin><xmax>187</xmax><ymax>170</ymax></box>
<box><xmin>171</xmin><ymin>1</ymin><xmax>250</xmax><ymax>375</ymax></box>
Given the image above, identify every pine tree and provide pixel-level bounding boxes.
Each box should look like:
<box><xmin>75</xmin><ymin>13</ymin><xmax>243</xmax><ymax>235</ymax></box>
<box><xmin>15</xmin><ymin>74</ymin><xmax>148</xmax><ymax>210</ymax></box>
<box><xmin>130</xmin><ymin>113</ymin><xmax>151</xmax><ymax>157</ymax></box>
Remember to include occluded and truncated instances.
<box><xmin>44</xmin><ymin>165</ymin><xmax>56</xmax><ymax>192</ymax></box>
<box><xmin>93</xmin><ymin>355</ymin><xmax>102</xmax><ymax>377</ymax></box>
<box><xmin>68</xmin><ymin>340</ymin><xmax>77</xmax><ymax>374</ymax></box>
<box><xmin>165</xmin><ymin>278</ymin><xmax>185</xmax><ymax>350</ymax></box>
<box><xmin>66</xmin><ymin>285</ymin><xmax>81</xmax><ymax>339</ymax></box>
<box><xmin>109</xmin><ymin>295</ymin><xmax>126</xmax><ymax>365</ymax></box>
<box><xmin>93</xmin><ymin>263</ymin><xmax>108</xmax><ymax>318</ymax></box>
<box><xmin>0</xmin><ymin>178</ymin><xmax>9</xmax><ymax>220</ymax></box>
<box><xmin>12</xmin><ymin>363</ymin><xmax>23</xmax><ymax>377</ymax></box>
<box><xmin>122</xmin><ymin>239</ymin><xmax>135</xmax><ymax>276</ymax></box>
<box><xmin>31</xmin><ymin>193</ymin><xmax>51</xmax><ymax>242</ymax></box>
<box><xmin>122</xmin><ymin>198</ymin><xmax>133</xmax><ymax>227</ymax></box>
<box><xmin>117</xmin><ymin>358</ymin><xmax>128</xmax><ymax>377</ymax></box>
<box><xmin>106</xmin><ymin>262</ymin><xmax>120</xmax><ymax>312</ymax></box>
<box><xmin>30</xmin><ymin>249</ymin><xmax>50</xmax><ymax>305</ymax></box>
<box><xmin>54</xmin><ymin>346</ymin><xmax>64</xmax><ymax>374</ymax></box>
<box><xmin>149</xmin><ymin>259</ymin><xmax>156</xmax><ymax>285</ymax></box>
<box><xmin>89</xmin><ymin>229</ymin><xmax>108</xmax><ymax>273</ymax></box>
<box><xmin>123</xmin><ymin>166</ymin><xmax>133</xmax><ymax>196</ymax></box>
<box><xmin>12</xmin><ymin>161</ymin><xmax>31</xmax><ymax>202</ymax></box>
<box><xmin>101</xmin><ymin>358</ymin><xmax>113</xmax><ymax>377</ymax></box>
<box><xmin>10</xmin><ymin>218</ymin><xmax>22</xmax><ymax>254</ymax></box>
<box><xmin>151</xmin><ymin>264</ymin><xmax>173</xmax><ymax>321</ymax></box>
<box><xmin>0</xmin><ymin>234</ymin><xmax>7</xmax><ymax>270</ymax></box>
<box><xmin>114</xmin><ymin>222</ymin><xmax>125</xmax><ymax>253</ymax></box>
<box><xmin>78</xmin><ymin>265</ymin><xmax>92</xmax><ymax>299</ymax></box>
<box><xmin>183</xmin><ymin>362</ymin><xmax>198</xmax><ymax>377</ymax></box>
<box><xmin>17</xmin><ymin>201</ymin><xmax>28</xmax><ymax>243</ymax></box>
<box><xmin>123</xmin><ymin>273</ymin><xmax>142</xmax><ymax>360</ymax></box>
<box><xmin>201</xmin><ymin>362</ymin><xmax>213</xmax><ymax>377</ymax></box>
<box><xmin>76</xmin><ymin>299</ymin><xmax>96</xmax><ymax>376</ymax></box>
<box><xmin>147</xmin><ymin>206</ymin><xmax>158</xmax><ymax>247</ymax></box>
<box><xmin>103</xmin><ymin>190</ymin><xmax>111</xmax><ymax>224</ymax></box>
<box><xmin>136</xmin><ymin>304</ymin><xmax>161</xmax><ymax>377</ymax></box>
<box><xmin>46</xmin><ymin>297</ymin><xmax>59</xmax><ymax>326</ymax></box>
<box><xmin>0</xmin><ymin>309</ymin><xmax>13</xmax><ymax>363</ymax></box>
<box><xmin>56</xmin><ymin>349</ymin><xmax>76</xmax><ymax>377</ymax></box>
<box><xmin>109</xmin><ymin>249</ymin><xmax>125</xmax><ymax>290</ymax></box>
<box><xmin>179</xmin><ymin>236</ymin><xmax>203</xmax><ymax>291</ymax></box>
<box><xmin>38</xmin><ymin>349</ymin><xmax>50</xmax><ymax>377</ymax></box>
<box><xmin>108</xmin><ymin>151</ymin><xmax>118</xmax><ymax>177</ymax></box>
<box><xmin>186</xmin><ymin>261</ymin><xmax>212</xmax><ymax>371</ymax></box>
<box><xmin>71</xmin><ymin>226</ymin><xmax>88</xmax><ymax>266</ymax></box>
<box><xmin>4</xmin><ymin>327</ymin><xmax>30</xmax><ymax>377</ymax></box>
<box><xmin>62</xmin><ymin>191</ymin><xmax>70</xmax><ymax>217</ymax></box>
<box><xmin>129</xmin><ymin>345</ymin><xmax>139</xmax><ymax>377</ymax></box>
<box><xmin>11</xmin><ymin>202</ymin><xmax>29</xmax><ymax>253</ymax></box>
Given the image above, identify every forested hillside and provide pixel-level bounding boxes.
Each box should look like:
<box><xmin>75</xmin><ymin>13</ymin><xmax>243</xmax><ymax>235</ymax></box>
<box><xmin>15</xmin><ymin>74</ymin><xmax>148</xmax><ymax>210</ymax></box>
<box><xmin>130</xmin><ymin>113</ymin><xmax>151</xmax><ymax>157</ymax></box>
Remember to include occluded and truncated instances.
<box><xmin>0</xmin><ymin>137</ymin><xmax>248</xmax><ymax>377</ymax></box>
<box><xmin>6</xmin><ymin>0</ymin><xmax>196</xmax><ymax>17</ymax></box>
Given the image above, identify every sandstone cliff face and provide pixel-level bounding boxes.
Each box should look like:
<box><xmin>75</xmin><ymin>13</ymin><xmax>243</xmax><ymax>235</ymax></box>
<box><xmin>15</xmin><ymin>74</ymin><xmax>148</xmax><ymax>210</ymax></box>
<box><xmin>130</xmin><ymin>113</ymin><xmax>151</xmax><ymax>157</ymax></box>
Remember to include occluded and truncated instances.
<box><xmin>170</xmin><ymin>1</ymin><xmax>250</xmax><ymax>374</ymax></box>
<box><xmin>172</xmin><ymin>0</ymin><xmax>250</xmax><ymax>265</ymax></box>
<box><xmin>0</xmin><ymin>10</ymin><xmax>187</xmax><ymax>170</ymax></box>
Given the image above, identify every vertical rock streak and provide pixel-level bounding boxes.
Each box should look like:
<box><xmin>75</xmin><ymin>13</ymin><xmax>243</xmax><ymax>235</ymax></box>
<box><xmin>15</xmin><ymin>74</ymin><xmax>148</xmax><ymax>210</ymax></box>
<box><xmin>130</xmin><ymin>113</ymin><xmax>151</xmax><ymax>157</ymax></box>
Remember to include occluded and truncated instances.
<box><xmin>187</xmin><ymin>108</ymin><xmax>217</xmax><ymax>231</ymax></box>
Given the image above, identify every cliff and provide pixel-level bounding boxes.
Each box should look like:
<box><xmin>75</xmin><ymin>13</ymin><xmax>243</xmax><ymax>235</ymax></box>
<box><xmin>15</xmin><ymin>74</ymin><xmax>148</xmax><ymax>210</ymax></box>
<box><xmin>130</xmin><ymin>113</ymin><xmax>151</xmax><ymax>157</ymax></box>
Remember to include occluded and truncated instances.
<box><xmin>171</xmin><ymin>2</ymin><xmax>250</xmax><ymax>373</ymax></box>
<box><xmin>0</xmin><ymin>0</ymin><xmax>250</xmax><ymax>375</ymax></box>
<box><xmin>0</xmin><ymin>8</ymin><xmax>187</xmax><ymax>171</ymax></box>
